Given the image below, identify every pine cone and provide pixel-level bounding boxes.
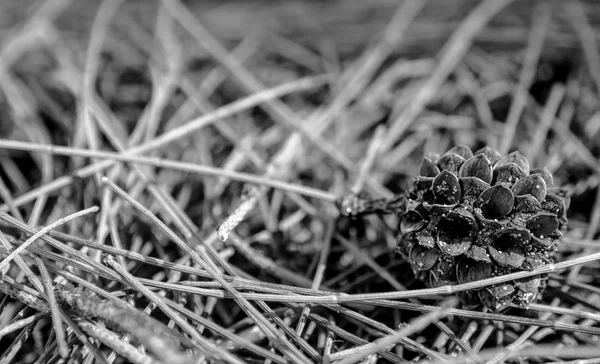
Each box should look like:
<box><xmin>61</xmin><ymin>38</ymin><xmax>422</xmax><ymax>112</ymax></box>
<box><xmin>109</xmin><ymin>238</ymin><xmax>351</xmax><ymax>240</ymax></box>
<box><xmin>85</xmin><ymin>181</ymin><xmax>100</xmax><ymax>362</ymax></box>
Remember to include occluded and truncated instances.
<box><xmin>398</xmin><ymin>145</ymin><xmax>570</xmax><ymax>312</ymax></box>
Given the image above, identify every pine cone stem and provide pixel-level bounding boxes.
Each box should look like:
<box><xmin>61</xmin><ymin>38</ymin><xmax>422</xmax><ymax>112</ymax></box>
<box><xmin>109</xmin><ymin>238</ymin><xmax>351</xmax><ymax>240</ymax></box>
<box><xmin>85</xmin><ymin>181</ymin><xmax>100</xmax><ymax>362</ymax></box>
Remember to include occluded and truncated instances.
<box><xmin>337</xmin><ymin>193</ymin><xmax>407</xmax><ymax>218</ymax></box>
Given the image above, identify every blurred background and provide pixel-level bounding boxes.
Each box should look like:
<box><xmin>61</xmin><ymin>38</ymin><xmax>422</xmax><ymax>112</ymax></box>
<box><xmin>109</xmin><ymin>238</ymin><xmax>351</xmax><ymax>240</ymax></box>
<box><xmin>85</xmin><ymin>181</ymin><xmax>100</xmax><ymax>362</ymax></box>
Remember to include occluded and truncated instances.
<box><xmin>1</xmin><ymin>0</ymin><xmax>598</xmax><ymax>218</ymax></box>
